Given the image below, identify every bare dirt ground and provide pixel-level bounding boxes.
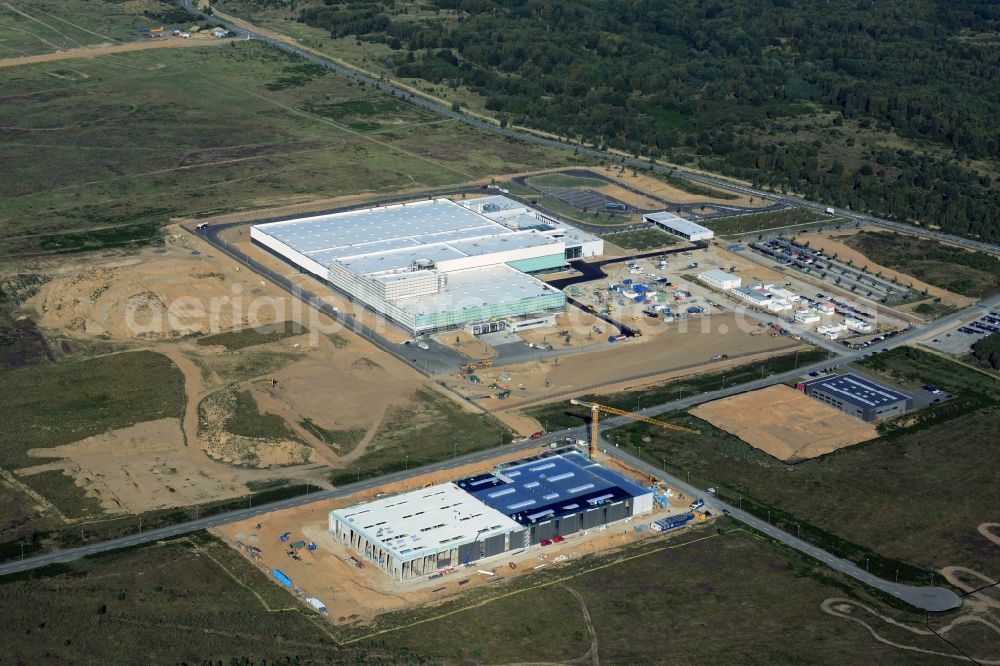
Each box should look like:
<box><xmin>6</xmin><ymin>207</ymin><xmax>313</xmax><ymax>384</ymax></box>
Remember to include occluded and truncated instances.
<box><xmin>211</xmin><ymin>446</ymin><xmax>697</xmax><ymax>625</ymax></box>
<box><xmin>25</xmin><ymin>230</ymin><xmax>284</xmax><ymax>340</ymax></box>
<box><xmin>598</xmin><ymin>167</ymin><xmax>770</xmax><ymax>208</ymax></box>
<box><xmin>691</xmin><ymin>385</ymin><xmax>879</xmax><ymax>462</ymax></box>
<box><xmin>0</xmin><ymin>35</ymin><xmax>224</xmax><ymax>69</ymax></box>
<box><xmin>19</xmin><ymin>418</ymin><xmax>268</xmax><ymax>513</ymax></box>
<box><xmin>792</xmin><ymin>228</ymin><xmax>974</xmax><ymax>310</ymax></box>
<box><xmin>591</xmin><ymin>183</ymin><xmax>663</xmax><ymax>210</ymax></box>
<box><xmin>456</xmin><ymin>313</ymin><xmax>806</xmax><ymax>411</ymax></box>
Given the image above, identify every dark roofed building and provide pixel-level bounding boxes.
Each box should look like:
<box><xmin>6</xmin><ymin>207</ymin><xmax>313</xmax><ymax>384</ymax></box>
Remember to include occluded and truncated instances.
<box><xmin>456</xmin><ymin>449</ymin><xmax>653</xmax><ymax>545</ymax></box>
<box><xmin>800</xmin><ymin>372</ymin><xmax>912</xmax><ymax>422</ymax></box>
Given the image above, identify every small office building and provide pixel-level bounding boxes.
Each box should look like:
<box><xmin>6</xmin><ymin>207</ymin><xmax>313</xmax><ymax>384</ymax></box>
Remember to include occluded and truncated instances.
<box><xmin>799</xmin><ymin>373</ymin><xmax>912</xmax><ymax>422</ymax></box>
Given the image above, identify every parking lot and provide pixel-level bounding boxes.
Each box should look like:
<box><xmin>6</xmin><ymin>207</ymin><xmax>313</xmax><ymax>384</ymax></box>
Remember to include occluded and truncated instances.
<box><xmin>922</xmin><ymin>311</ymin><xmax>1000</xmax><ymax>355</ymax></box>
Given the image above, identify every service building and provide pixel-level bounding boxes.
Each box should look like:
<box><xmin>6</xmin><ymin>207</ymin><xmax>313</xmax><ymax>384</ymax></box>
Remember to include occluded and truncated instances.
<box><xmin>799</xmin><ymin>373</ymin><xmax>912</xmax><ymax>421</ymax></box>
<box><xmin>698</xmin><ymin>269</ymin><xmax>741</xmax><ymax>291</ymax></box>
<box><xmin>643</xmin><ymin>211</ymin><xmax>714</xmax><ymax>241</ymax></box>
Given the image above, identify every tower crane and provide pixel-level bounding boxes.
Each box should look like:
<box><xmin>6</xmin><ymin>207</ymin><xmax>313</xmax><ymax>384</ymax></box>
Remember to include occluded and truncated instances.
<box><xmin>569</xmin><ymin>399</ymin><xmax>699</xmax><ymax>460</ymax></box>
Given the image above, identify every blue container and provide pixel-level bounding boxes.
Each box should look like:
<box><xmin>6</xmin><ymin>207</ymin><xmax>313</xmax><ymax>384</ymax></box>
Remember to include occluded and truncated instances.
<box><xmin>623</xmin><ymin>278</ymin><xmax>633</xmax><ymax>285</ymax></box>
<box><xmin>272</xmin><ymin>569</ymin><xmax>293</xmax><ymax>587</ymax></box>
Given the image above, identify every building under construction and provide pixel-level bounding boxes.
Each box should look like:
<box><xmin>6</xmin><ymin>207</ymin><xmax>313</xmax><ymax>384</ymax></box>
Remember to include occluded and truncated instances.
<box><xmin>328</xmin><ymin>449</ymin><xmax>653</xmax><ymax>581</ymax></box>
<box><xmin>456</xmin><ymin>449</ymin><xmax>654</xmax><ymax>545</ymax></box>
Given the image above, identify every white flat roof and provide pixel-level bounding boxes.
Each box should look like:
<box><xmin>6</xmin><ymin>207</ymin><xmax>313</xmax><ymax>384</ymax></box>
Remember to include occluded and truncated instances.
<box><xmin>699</xmin><ymin>269</ymin><xmax>737</xmax><ymax>282</ymax></box>
<box><xmin>395</xmin><ymin>264</ymin><xmax>560</xmax><ymax>315</ymax></box>
<box><xmin>645</xmin><ymin>211</ymin><xmax>712</xmax><ymax>236</ymax></box>
<box><xmin>461</xmin><ymin>195</ymin><xmax>603</xmax><ymax>249</ymax></box>
<box><xmin>331</xmin><ymin>483</ymin><xmax>522</xmax><ymax>560</ymax></box>
<box><xmin>253</xmin><ymin>199</ymin><xmax>561</xmax><ymax>276</ymax></box>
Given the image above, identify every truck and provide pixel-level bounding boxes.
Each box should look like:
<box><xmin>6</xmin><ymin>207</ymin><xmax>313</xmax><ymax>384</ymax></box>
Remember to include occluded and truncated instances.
<box><xmin>416</xmin><ymin>341</ymin><xmax>429</xmax><ymax>350</ymax></box>
<box><xmin>825</xmin><ymin>207</ymin><xmax>835</xmax><ymax>215</ymax></box>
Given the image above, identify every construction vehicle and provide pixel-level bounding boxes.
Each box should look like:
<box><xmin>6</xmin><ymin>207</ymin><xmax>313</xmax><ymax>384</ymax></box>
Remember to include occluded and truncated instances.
<box><xmin>569</xmin><ymin>399</ymin><xmax>699</xmax><ymax>460</ymax></box>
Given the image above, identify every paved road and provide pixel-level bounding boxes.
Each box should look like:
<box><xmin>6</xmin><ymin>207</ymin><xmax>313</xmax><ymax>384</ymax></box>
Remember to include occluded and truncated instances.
<box><xmin>7</xmin><ymin>294</ymin><xmax>997</xmax><ymax>601</ymax></box>
<box><xmin>16</xmin><ymin>0</ymin><xmax>983</xmax><ymax>609</ymax></box>
<box><xmin>599</xmin><ymin>443</ymin><xmax>963</xmax><ymax>612</ymax></box>
<box><xmin>176</xmin><ymin>1</ymin><xmax>1000</xmax><ymax>259</ymax></box>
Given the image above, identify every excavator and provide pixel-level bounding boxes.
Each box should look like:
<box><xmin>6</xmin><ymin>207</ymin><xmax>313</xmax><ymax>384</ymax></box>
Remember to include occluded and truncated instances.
<box><xmin>569</xmin><ymin>399</ymin><xmax>699</xmax><ymax>460</ymax></box>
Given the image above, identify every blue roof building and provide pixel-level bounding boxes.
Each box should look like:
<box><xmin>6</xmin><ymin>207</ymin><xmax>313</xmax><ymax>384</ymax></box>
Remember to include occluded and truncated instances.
<box><xmin>456</xmin><ymin>449</ymin><xmax>654</xmax><ymax>544</ymax></box>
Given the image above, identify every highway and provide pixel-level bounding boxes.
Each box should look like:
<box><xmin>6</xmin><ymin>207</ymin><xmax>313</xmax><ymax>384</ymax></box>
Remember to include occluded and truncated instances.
<box><xmin>11</xmin><ymin>0</ymin><xmax>988</xmax><ymax>610</ymax></box>
<box><xmin>5</xmin><ymin>293</ymin><xmax>997</xmax><ymax>609</ymax></box>
<box><xmin>176</xmin><ymin>1</ymin><xmax>1000</xmax><ymax>259</ymax></box>
<box><xmin>599</xmin><ymin>443</ymin><xmax>963</xmax><ymax>612</ymax></box>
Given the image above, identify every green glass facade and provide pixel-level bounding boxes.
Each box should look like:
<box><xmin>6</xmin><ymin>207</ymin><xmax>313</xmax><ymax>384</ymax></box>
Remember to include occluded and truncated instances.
<box><xmin>414</xmin><ymin>292</ymin><xmax>565</xmax><ymax>331</ymax></box>
<box><xmin>505</xmin><ymin>253</ymin><xmax>565</xmax><ymax>273</ymax></box>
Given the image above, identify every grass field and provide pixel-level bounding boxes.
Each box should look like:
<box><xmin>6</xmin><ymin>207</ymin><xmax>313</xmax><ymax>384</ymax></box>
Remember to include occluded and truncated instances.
<box><xmin>844</xmin><ymin>231</ymin><xmax>1000</xmax><ymax>297</ymax></box>
<box><xmin>523</xmin><ymin>349</ymin><xmax>830</xmax><ymax>431</ymax></box>
<box><xmin>329</xmin><ymin>388</ymin><xmax>511</xmax><ymax>484</ymax></box>
<box><xmin>0</xmin><ymin>527</ymin><xmax>974</xmax><ymax>664</ymax></box>
<box><xmin>601</xmin><ymin>228</ymin><xmax>678</xmax><ymax>250</ymax></box>
<box><xmin>705</xmin><ymin>208</ymin><xmax>833</xmax><ymax>236</ymax></box>
<box><xmin>524</xmin><ymin>172</ymin><xmax>608</xmax><ymax>189</ymax></box>
<box><xmin>0</xmin><ymin>41</ymin><xmax>572</xmax><ymax>255</ymax></box>
<box><xmin>0</xmin><ymin>0</ymin><xmax>186</xmax><ymax>57</ymax></box>
<box><xmin>224</xmin><ymin>390</ymin><xmax>301</xmax><ymax>442</ymax></box>
<box><xmin>196</xmin><ymin>320</ymin><xmax>308</xmax><ymax>351</ymax></box>
<box><xmin>0</xmin><ymin>350</ymin><xmax>184</xmax><ymax>470</ymax></box>
<box><xmin>607</xmin><ymin>348</ymin><xmax>1000</xmax><ymax>577</ymax></box>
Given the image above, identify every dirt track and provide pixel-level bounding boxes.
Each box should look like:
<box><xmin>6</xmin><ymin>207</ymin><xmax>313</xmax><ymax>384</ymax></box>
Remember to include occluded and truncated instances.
<box><xmin>0</xmin><ymin>37</ymin><xmax>225</xmax><ymax>69</ymax></box>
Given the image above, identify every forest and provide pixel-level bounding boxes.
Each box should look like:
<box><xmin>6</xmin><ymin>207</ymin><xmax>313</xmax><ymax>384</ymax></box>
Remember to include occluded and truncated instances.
<box><xmin>289</xmin><ymin>0</ymin><xmax>1000</xmax><ymax>240</ymax></box>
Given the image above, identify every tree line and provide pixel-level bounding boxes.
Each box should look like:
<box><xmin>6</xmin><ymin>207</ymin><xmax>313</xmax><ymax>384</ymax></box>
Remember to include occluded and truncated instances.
<box><xmin>293</xmin><ymin>0</ymin><xmax>999</xmax><ymax>241</ymax></box>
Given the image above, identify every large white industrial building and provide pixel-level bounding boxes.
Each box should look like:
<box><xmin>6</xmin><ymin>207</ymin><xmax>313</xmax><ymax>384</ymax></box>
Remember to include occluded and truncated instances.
<box><xmin>251</xmin><ymin>198</ymin><xmax>597</xmax><ymax>335</ymax></box>
<box><xmin>329</xmin><ymin>449</ymin><xmax>654</xmax><ymax>582</ymax></box>
<box><xmin>644</xmin><ymin>211</ymin><xmax>714</xmax><ymax>241</ymax></box>
<box><xmin>328</xmin><ymin>483</ymin><xmax>525</xmax><ymax>582</ymax></box>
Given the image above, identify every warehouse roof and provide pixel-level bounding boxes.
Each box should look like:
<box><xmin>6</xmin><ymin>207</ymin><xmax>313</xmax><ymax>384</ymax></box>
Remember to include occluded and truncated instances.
<box><xmin>644</xmin><ymin>211</ymin><xmax>712</xmax><ymax>237</ymax></box>
<box><xmin>394</xmin><ymin>265</ymin><xmax>563</xmax><ymax>316</ymax></box>
<box><xmin>804</xmin><ymin>373</ymin><xmax>911</xmax><ymax>409</ymax></box>
<box><xmin>329</xmin><ymin>483</ymin><xmax>522</xmax><ymax>560</ymax></box>
<box><xmin>253</xmin><ymin>198</ymin><xmax>561</xmax><ymax>274</ymax></box>
<box><xmin>456</xmin><ymin>449</ymin><xmax>651</xmax><ymax>525</ymax></box>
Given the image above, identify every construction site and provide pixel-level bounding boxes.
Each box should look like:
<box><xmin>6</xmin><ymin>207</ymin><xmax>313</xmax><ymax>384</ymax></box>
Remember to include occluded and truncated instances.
<box><xmin>213</xmin><ymin>404</ymin><xmax>711</xmax><ymax>624</ymax></box>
